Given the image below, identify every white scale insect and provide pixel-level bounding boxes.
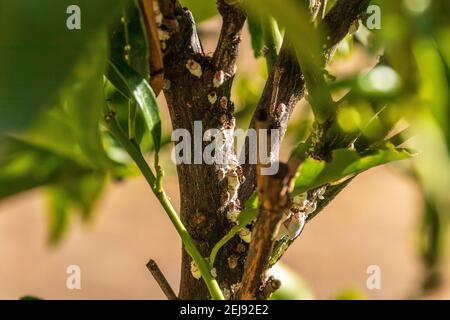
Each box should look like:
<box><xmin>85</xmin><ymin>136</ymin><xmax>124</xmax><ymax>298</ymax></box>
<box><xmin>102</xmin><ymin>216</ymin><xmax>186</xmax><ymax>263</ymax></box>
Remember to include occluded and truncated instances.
<box><xmin>276</xmin><ymin>187</ymin><xmax>326</xmax><ymax>241</ymax></box>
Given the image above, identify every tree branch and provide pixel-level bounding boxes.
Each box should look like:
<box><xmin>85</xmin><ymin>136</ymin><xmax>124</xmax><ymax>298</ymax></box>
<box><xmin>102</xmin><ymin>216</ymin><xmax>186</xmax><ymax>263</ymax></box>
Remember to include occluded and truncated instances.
<box><xmin>239</xmin><ymin>162</ymin><xmax>293</xmax><ymax>300</ymax></box>
<box><xmin>156</xmin><ymin>0</ymin><xmax>203</xmax><ymax>62</ymax></box>
<box><xmin>155</xmin><ymin>0</ymin><xmax>246</xmax><ymax>299</ymax></box>
<box><xmin>213</xmin><ymin>0</ymin><xmax>246</xmax><ymax>75</ymax></box>
<box><xmin>323</xmin><ymin>0</ymin><xmax>370</xmax><ymax>61</ymax></box>
<box><xmin>239</xmin><ymin>111</ymin><xmax>298</xmax><ymax>300</ymax></box>
<box><xmin>240</xmin><ymin>0</ymin><xmax>370</xmax><ymax>203</ymax></box>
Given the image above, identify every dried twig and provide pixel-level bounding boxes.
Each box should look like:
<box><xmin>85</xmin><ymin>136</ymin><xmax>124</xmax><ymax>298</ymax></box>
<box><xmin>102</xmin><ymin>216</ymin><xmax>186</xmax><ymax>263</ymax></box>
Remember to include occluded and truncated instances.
<box><xmin>239</xmin><ymin>111</ymin><xmax>298</xmax><ymax>300</ymax></box>
<box><xmin>140</xmin><ymin>0</ymin><xmax>165</xmax><ymax>95</ymax></box>
<box><xmin>239</xmin><ymin>161</ymin><xmax>293</xmax><ymax>300</ymax></box>
<box><xmin>146</xmin><ymin>259</ymin><xmax>178</xmax><ymax>300</ymax></box>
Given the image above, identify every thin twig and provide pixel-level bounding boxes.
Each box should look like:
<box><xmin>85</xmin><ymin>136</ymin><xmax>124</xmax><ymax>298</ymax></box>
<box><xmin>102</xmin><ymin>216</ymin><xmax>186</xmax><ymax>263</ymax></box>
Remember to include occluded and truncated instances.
<box><xmin>146</xmin><ymin>259</ymin><xmax>178</xmax><ymax>300</ymax></box>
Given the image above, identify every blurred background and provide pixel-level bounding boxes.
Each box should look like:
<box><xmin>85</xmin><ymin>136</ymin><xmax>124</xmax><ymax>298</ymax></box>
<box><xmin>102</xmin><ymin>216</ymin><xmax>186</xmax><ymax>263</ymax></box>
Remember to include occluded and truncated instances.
<box><xmin>1</xmin><ymin>0</ymin><xmax>449</xmax><ymax>299</ymax></box>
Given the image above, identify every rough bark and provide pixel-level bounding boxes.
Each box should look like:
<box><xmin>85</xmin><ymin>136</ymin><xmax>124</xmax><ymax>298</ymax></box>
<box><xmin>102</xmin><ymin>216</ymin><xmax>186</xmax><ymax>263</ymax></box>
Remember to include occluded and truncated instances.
<box><xmin>239</xmin><ymin>162</ymin><xmax>292</xmax><ymax>300</ymax></box>
<box><xmin>154</xmin><ymin>0</ymin><xmax>247</xmax><ymax>299</ymax></box>
<box><xmin>151</xmin><ymin>0</ymin><xmax>370</xmax><ymax>300</ymax></box>
<box><xmin>240</xmin><ymin>0</ymin><xmax>371</xmax><ymax>203</ymax></box>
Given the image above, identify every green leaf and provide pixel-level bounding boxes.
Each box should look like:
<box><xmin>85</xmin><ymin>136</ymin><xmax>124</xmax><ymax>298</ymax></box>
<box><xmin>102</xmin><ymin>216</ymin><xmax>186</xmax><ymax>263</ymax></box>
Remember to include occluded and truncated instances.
<box><xmin>0</xmin><ymin>140</ymin><xmax>92</xmax><ymax>199</ymax></box>
<box><xmin>180</xmin><ymin>0</ymin><xmax>218</xmax><ymax>22</ymax></box>
<box><xmin>47</xmin><ymin>187</ymin><xmax>71</xmax><ymax>245</ymax></box>
<box><xmin>247</xmin><ymin>12</ymin><xmax>264</xmax><ymax>58</ymax></box>
<box><xmin>106</xmin><ymin>58</ymin><xmax>162</xmax><ymax>153</ymax></box>
<box><xmin>0</xmin><ymin>138</ymin><xmax>107</xmax><ymax>243</ymax></box>
<box><xmin>10</xmin><ymin>110</ymin><xmax>91</xmax><ymax>167</ymax></box>
<box><xmin>61</xmin><ymin>173</ymin><xmax>107</xmax><ymax>220</ymax></box>
<box><xmin>62</xmin><ymin>31</ymin><xmax>111</xmax><ymax>168</ymax></box>
<box><xmin>20</xmin><ymin>296</ymin><xmax>43</xmax><ymax>300</ymax></box>
<box><xmin>110</xmin><ymin>1</ymin><xmax>150</xmax><ymax>79</ymax></box>
<box><xmin>293</xmin><ymin>147</ymin><xmax>417</xmax><ymax>196</ymax></box>
<box><xmin>8</xmin><ymin>31</ymin><xmax>112</xmax><ymax>170</ymax></box>
<box><xmin>0</xmin><ymin>0</ymin><xmax>126</xmax><ymax>134</ymax></box>
<box><xmin>47</xmin><ymin>172</ymin><xmax>106</xmax><ymax>244</ymax></box>
<box><xmin>413</xmin><ymin>38</ymin><xmax>450</xmax><ymax>143</ymax></box>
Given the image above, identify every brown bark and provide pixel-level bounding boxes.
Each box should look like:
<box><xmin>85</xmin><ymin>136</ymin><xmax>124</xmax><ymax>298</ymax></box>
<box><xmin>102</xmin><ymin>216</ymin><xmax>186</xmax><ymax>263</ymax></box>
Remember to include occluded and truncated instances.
<box><xmin>149</xmin><ymin>0</ymin><xmax>370</xmax><ymax>300</ymax></box>
<box><xmin>240</xmin><ymin>0</ymin><xmax>371</xmax><ymax>203</ymax></box>
<box><xmin>239</xmin><ymin>162</ymin><xmax>292</xmax><ymax>300</ymax></box>
<box><xmin>139</xmin><ymin>0</ymin><xmax>165</xmax><ymax>95</ymax></box>
<box><xmin>153</xmin><ymin>0</ymin><xmax>247</xmax><ymax>299</ymax></box>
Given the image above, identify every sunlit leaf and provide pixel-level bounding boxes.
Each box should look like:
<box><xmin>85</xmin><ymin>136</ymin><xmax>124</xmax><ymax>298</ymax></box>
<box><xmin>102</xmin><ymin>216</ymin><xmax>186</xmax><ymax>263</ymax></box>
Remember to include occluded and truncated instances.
<box><xmin>413</xmin><ymin>38</ymin><xmax>449</xmax><ymax>141</ymax></box>
<box><xmin>293</xmin><ymin>147</ymin><xmax>417</xmax><ymax>196</ymax></box>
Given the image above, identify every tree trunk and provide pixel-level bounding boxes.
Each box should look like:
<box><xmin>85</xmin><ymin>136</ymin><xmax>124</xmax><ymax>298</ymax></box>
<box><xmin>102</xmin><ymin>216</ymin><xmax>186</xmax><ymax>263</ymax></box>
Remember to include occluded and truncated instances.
<box><xmin>154</xmin><ymin>0</ymin><xmax>370</xmax><ymax>299</ymax></box>
<box><xmin>157</xmin><ymin>0</ymin><xmax>247</xmax><ymax>299</ymax></box>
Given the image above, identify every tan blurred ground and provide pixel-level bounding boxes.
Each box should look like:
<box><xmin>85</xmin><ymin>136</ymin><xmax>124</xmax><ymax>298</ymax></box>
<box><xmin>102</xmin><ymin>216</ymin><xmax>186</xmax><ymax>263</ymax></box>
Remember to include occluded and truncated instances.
<box><xmin>1</xmin><ymin>166</ymin><xmax>449</xmax><ymax>299</ymax></box>
<box><xmin>1</xmin><ymin>18</ymin><xmax>449</xmax><ymax>300</ymax></box>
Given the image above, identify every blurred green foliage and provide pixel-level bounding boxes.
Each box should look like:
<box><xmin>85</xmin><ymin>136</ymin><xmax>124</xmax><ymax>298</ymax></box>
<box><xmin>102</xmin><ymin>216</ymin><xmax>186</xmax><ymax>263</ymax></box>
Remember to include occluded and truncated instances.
<box><xmin>0</xmin><ymin>0</ymin><xmax>127</xmax><ymax>244</ymax></box>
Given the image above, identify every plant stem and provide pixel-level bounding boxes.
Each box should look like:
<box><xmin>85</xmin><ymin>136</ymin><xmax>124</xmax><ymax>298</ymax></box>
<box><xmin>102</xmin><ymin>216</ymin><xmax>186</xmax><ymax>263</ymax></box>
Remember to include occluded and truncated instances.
<box><xmin>209</xmin><ymin>225</ymin><xmax>241</xmax><ymax>268</ymax></box>
<box><xmin>104</xmin><ymin>110</ymin><xmax>224</xmax><ymax>300</ymax></box>
<box><xmin>128</xmin><ymin>99</ymin><xmax>137</xmax><ymax>142</ymax></box>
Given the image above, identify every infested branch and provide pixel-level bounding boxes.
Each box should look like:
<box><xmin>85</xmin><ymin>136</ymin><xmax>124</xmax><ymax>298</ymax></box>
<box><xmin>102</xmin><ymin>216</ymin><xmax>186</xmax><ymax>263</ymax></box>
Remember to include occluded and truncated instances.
<box><xmin>213</xmin><ymin>0</ymin><xmax>247</xmax><ymax>75</ymax></box>
<box><xmin>237</xmin><ymin>0</ymin><xmax>372</xmax><ymax>294</ymax></box>
<box><xmin>239</xmin><ymin>161</ymin><xmax>293</xmax><ymax>300</ymax></box>
<box><xmin>156</xmin><ymin>0</ymin><xmax>204</xmax><ymax>62</ymax></box>
<box><xmin>239</xmin><ymin>111</ymin><xmax>298</xmax><ymax>300</ymax></box>
<box><xmin>240</xmin><ymin>0</ymin><xmax>371</xmax><ymax>205</ymax></box>
<box><xmin>323</xmin><ymin>0</ymin><xmax>371</xmax><ymax>61</ymax></box>
<box><xmin>154</xmin><ymin>0</ymin><xmax>247</xmax><ymax>300</ymax></box>
<box><xmin>239</xmin><ymin>41</ymin><xmax>304</xmax><ymax>203</ymax></box>
<box><xmin>144</xmin><ymin>0</ymin><xmax>370</xmax><ymax>300</ymax></box>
